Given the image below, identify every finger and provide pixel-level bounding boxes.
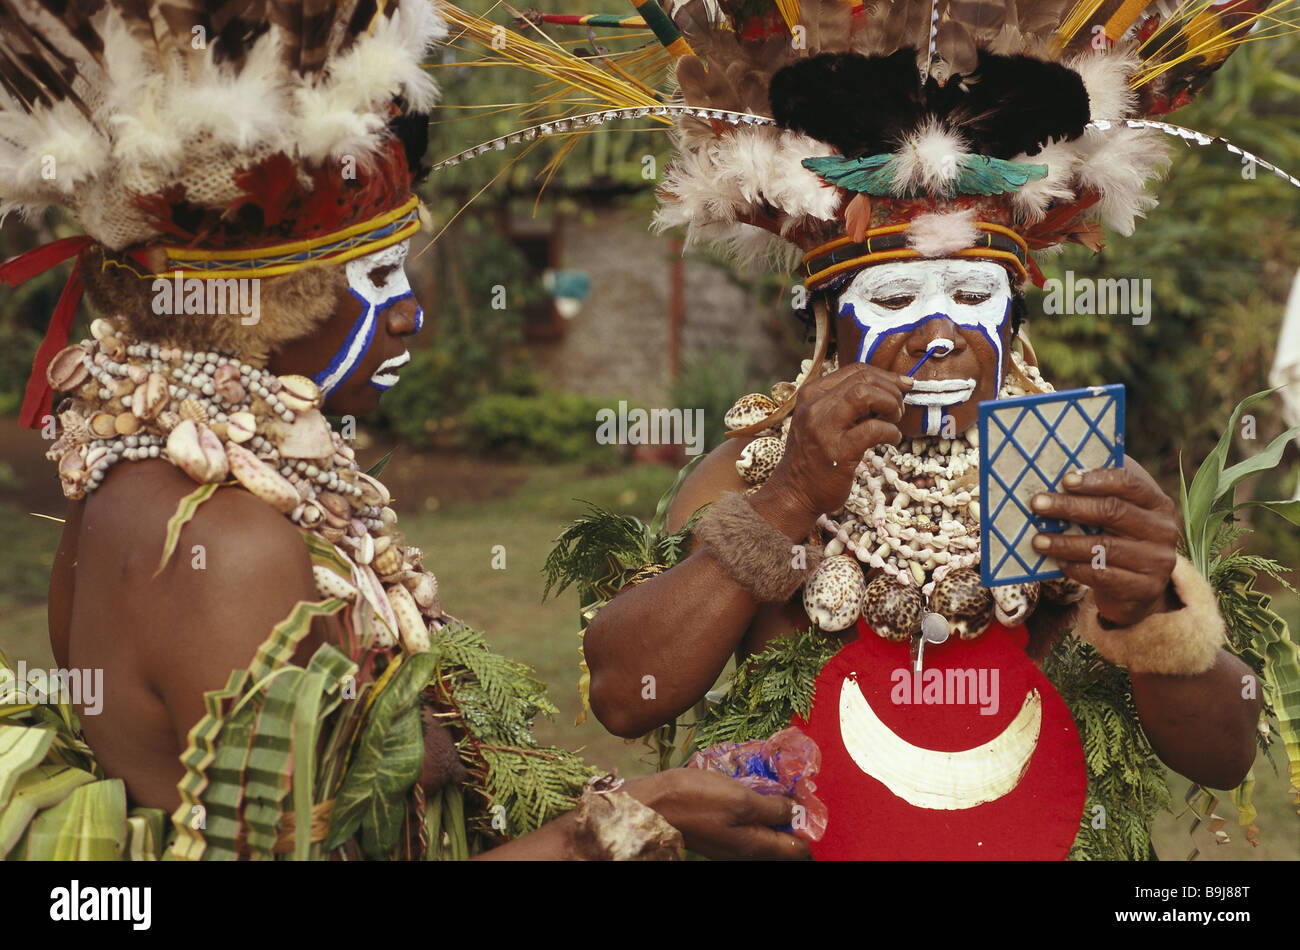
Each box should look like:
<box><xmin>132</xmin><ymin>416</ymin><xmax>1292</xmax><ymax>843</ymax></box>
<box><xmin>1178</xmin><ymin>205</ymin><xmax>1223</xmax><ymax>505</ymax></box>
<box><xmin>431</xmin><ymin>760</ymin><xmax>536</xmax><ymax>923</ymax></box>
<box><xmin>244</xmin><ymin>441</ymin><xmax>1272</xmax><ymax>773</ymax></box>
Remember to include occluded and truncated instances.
<box><xmin>1056</xmin><ymin>559</ymin><xmax>1166</xmax><ymax>601</ymax></box>
<box><xmin>820</xmin><ymin>368</ymin><xmax>907</xmax><ymax>419</ymax></box>
<box><xmin>795</xmin><ymin>361</ymin><xmax>872</xmax><ymax>401</ymax></box>
<box><xmin>740</xmin><ymin>788</ymin><xmax>796</xmax><ymax>828</ymax></box>
<box><xmin>1030</xmin><ymin>492</ymin><xmax>1179</xmax><ymax>544</ymax></box>
<box><xmin>800</xmin><ymin>362</ymin><xmax>910</xmax><ymax>404</ymax></box>
<box><xmin>739</xmin><ymin>826</ymin><xmax>811</xmax><ymax>861</ymax></box>
<box><xmin>823</xmin><ymin>381</ymin><xmax>908</xmax><ymax>428</ymax></box>
<box><xmin>837</xmin><ymin>361</ymin><xmax>911</xmax><ymax>399</ymax></box>
<box><xmin>843</xmin><ymin>419</ymin><xmax>903</xmax><ymax>458</ymax></box>
<box><xmin>1058</xmin><ymin>462</ymin><xmax>1172</xmax><ymax>514</ymax></box>
<box><xmin>1032</xmin><ymin>533</ymin><xmax>1177</xmax><ymax>577</ymax></box>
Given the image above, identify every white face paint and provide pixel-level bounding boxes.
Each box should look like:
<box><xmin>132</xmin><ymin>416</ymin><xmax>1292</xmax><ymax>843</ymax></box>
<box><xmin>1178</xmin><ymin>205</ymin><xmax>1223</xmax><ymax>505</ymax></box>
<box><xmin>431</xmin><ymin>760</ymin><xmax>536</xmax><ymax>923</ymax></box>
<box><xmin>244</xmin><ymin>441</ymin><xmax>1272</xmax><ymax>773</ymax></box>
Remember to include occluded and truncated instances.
<box><xmin>838</xmin><ymin>259</ymin><xmax>1012</xmax><ymax>435</ymax></box>
<box><xmin>312</xmin><ymin>240</ymin><xmax>423</xmax><ymax>395</ymax></box>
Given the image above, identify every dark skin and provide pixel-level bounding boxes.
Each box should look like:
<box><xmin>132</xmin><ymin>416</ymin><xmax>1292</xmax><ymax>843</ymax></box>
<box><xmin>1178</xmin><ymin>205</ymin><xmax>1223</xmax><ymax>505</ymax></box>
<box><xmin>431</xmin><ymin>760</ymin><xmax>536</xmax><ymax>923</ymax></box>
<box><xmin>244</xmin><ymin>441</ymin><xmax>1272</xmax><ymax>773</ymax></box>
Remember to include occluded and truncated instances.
<box><xmin>585</xmin><ymin>278</ymin><xmax>1259</xmax><ymax>791</ymax></box>
<box><xmin>50</xmin><ymin>254</ymin><xmax>807</xmax><ymax>860</ymax></box>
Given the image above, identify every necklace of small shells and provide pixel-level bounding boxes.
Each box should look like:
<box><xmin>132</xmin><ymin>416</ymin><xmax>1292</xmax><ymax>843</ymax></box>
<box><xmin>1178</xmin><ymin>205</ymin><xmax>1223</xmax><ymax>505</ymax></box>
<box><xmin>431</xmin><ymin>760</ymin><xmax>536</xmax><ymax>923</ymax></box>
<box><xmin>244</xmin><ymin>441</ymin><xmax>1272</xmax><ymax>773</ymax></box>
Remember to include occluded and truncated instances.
<box><xmin>725</xmin><ymin>353</ymin><xmax>1084</xmax><ymax>644</ymax></box>
<box><xmin>43</xmin><ymin>317</ymin><xmax>441</xmax><ymax>655</ymax></box>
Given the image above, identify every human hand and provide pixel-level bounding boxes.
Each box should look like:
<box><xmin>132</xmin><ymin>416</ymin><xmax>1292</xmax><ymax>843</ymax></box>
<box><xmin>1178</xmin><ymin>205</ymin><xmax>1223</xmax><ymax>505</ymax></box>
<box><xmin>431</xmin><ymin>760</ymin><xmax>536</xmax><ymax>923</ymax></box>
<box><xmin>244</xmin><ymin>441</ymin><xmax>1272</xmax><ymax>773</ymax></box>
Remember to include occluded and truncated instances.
<box><xmin>1029</xmin><ymin>456</ymin><xmax>1180</xmax><ymax>627</ymax></box>
<box><xmin>624</xmin><ymin>770</ymin><xmax>810</xmax><ymax>860</ymax></box>
<box><xmin>758</xmin><ymin>363</ymin><xmax>911</xmax><ymax>526</ymax></box>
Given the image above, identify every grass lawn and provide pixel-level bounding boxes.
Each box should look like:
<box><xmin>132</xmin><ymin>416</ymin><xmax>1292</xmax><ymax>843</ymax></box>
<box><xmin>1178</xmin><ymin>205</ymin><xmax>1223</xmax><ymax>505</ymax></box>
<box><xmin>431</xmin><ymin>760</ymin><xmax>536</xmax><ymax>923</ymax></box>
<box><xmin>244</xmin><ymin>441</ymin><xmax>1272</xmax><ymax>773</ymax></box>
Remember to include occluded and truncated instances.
<box><xmin>1</xmin><ymin>457</ymin><xmax>1295</xmax><ymax>860</ymax></box>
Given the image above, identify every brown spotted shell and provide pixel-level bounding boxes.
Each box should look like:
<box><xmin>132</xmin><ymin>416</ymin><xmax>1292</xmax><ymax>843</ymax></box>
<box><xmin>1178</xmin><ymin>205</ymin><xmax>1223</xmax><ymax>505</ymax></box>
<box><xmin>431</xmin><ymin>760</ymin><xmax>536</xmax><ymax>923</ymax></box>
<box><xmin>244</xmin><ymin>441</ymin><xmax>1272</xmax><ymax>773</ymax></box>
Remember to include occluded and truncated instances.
<box><xmin>929</xmin><ymin>569</ymin><xmax>993</xmax><ymax>640</ymax></box>
<box><xmin>803</xmin><ymin>555</ymin><xmax>867</xmax><ymax>632</ymax></box>
<box><xmin>862</xmin><ymin>574</ymin><xmax>925</xmax><ymax>642</ymax></box>
<box><xmin>723</xmin><ymin>393</ymin><xmax>778</xmax><ymax>431</ymax></box>
<box><xmin>770</xmin><ymin>381</ymin><xmax>797</xmax><ymax>405</ymax></box>
<box><xmin>1040</xmin><ymin>575</ymin><xmax>1087</xmax><ymax>605</ymax></box>
<box><xmin>736</xmin><ymin>436</ymin><xmax>784</xmax><ymax>486</ymax></box>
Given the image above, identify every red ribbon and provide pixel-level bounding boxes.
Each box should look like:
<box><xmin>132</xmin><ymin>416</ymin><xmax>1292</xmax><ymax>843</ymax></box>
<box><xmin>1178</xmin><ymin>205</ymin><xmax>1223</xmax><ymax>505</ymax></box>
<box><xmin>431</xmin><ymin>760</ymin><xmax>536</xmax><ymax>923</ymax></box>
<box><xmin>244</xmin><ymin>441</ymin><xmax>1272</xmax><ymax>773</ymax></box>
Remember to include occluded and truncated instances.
<box><xmin>1</xmin><ymin>235</ymin><xmax>95</xmax><ymax>430</ymax></box>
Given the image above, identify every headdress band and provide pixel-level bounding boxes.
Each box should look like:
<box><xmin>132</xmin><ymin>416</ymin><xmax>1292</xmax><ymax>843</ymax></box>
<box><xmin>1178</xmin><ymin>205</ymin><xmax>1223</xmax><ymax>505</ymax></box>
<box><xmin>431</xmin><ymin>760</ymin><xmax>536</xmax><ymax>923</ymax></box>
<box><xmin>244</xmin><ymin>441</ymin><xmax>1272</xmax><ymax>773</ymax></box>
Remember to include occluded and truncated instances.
<box><xmin>143</xmin><ymin>196</ymin><xmax>422</xmax><ymax>280</ymax></box>
<box><xmin>802</xmin><ymin>223</ymin><xmax>1030</xmax><ymax>291</ymax></box>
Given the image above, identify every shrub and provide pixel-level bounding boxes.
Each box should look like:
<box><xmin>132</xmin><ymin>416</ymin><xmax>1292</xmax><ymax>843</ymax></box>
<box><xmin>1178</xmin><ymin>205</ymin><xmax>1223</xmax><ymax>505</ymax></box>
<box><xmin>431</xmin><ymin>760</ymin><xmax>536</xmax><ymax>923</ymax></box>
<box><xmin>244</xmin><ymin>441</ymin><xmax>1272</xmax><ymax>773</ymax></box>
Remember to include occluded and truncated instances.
<box><xmin>460</xmin><ymin>392</ymin><xmax>629</xmax><ymax>463</ymax></box>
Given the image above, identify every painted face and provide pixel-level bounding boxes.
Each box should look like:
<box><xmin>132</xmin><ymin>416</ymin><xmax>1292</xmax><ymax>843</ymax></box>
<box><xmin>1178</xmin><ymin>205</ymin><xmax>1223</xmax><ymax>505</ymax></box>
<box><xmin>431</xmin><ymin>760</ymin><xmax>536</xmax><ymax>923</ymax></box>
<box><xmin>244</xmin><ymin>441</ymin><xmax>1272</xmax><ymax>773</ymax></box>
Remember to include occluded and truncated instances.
<box><xmin>836</xmin><ymin>259</ymin><xmax>1012</xmax><ymax>437</ymax></box>
<box><xmin>314</xmin><ymin>241</ymin><xmax>422</xmax><ymax>395</ymax></box>
<box><xmin>268</xmin><ymin>240</ymin><xmax>423</xmax><ymax>417</ymax></box>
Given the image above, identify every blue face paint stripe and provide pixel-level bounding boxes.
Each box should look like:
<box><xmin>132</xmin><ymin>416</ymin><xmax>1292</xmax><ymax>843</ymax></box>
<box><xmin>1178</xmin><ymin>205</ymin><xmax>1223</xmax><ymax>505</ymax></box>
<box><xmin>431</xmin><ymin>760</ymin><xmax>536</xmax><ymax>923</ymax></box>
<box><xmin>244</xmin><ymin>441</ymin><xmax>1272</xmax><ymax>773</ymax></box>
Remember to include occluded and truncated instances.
<box><xmin>846</xmin><ymin>304</ymin><xmax>1010</xmax><ymax>385</ymax></box>
<box><xmin>859</xmin><ymin>313</ymin><xmax>950</xmax><ymax>364</ymax></box>
<box><xmin>314</xmin><ymin>286</ymin><xmax>426</xmax><ymax>396</ymax></box>
<box><xmin>313</xmin><ymin>288</ymin><xmax>376</xmax><ymax>394</ymax></box>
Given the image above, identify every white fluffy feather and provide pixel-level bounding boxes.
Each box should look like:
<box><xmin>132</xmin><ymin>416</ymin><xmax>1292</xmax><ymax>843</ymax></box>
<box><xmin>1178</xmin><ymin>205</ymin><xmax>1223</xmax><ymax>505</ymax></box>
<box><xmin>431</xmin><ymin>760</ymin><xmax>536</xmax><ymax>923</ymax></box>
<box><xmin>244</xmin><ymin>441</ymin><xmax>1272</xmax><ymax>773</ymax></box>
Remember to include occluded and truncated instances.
<box><xmin>907</xmin><ymin>209</ymin><xmax>979</xmax><ymax>257</ymax></box>
<box><xmin>0</xmin><ymin>0</ymin><xmax>448</xmax><ymax>245</ymax></box>
<box><xmin>1074</xmin><ymin>125</ymin><xmax>1171</xmax><ymax>234</ymax></box>
<box><xmin>0</xmin><ymin>98</ymin><xmax>109</xmax><ymax>198</ymax></box>
<box><xmin>890</xmin><ymin>119</ymin><xmax>970</xmax><ymax>196</ymax></box>
<box><xmin>1010</xmin><ymin>139</ymin><xmax>1080</xmax><ymax>223</ymax></box>
<box><xmin>654</xmin><ymin>124</ymin><xmax>842</xmax><ymax>268</ymax></box>
<box><xmin>1070</xmin><ymin>49</ymin><xmax>1140</xmax><ymax>121</ymax></box>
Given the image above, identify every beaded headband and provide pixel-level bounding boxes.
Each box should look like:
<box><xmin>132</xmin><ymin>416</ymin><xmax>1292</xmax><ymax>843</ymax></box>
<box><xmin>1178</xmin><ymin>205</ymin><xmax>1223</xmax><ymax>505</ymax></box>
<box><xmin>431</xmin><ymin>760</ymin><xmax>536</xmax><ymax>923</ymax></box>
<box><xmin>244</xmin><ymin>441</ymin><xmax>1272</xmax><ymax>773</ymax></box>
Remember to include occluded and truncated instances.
<box><xmin>802</xmin><ymin>223</ymin><xmax>1030</xmax><ymax>293</ymax></box>
<box><xmin>131</xmin><ymin>196</ymin><xmax>423</xmax><ymax>281</ymax></box>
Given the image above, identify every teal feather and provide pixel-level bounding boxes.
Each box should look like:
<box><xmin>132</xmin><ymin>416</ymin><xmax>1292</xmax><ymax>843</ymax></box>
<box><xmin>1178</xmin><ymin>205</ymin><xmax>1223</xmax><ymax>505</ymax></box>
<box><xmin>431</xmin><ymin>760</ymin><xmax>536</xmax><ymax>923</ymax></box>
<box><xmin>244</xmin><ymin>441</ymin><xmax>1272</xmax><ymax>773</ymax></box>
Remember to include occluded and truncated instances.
<box><xmin>802</xmin><ymin>153</ymin><xmax>1047</xmax><ymax>197</ymax></box>
<box><xmin>954</xmin><ymin>155</ymin><xmax>1048</xmax><ymax>195</ymax></box>
<box><xmin>801</xmin><ymin>154</ymin><xmax>897</xmax><ymax>195</ymax></box>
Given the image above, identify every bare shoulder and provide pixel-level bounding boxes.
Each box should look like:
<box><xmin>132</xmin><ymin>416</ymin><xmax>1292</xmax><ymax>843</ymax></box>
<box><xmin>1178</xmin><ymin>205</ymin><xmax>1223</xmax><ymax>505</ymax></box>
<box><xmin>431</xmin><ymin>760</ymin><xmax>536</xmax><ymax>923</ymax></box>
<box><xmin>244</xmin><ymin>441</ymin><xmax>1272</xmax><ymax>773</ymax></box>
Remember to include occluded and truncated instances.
<box><xmin>666</xmin><ymin>436</ymin><xmax>753</xmax><ymax>533</ymax></box>
<box><xmin>78</xmin><ymin>461</ymin><xmax>323</xmax><ymax>688</ymax></box>
<box><xmin>84</xmin><ymin>460</ymin><xmax>312</xmax><ymax>583</ymax></box>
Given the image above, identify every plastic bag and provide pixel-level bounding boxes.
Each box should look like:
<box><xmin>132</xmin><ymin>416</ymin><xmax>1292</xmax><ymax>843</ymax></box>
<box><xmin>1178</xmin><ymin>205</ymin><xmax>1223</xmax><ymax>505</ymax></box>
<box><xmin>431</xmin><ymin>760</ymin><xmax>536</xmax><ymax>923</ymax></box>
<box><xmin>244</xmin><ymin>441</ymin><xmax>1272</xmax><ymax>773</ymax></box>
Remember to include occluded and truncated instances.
<box><xmin>686</xmin><ymin>726</ymin><xmax>828</xmax><ymax>842</ymax></box>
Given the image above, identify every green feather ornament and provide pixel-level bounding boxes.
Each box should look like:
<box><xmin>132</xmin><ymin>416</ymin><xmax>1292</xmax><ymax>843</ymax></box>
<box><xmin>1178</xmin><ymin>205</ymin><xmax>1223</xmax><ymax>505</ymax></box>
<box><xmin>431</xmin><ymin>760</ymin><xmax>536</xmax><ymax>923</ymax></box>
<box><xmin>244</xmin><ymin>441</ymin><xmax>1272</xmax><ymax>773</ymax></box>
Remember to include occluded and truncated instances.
<box><xmin>802</xmin><ymin>152</ymin><xmax>1048</xmax><ymax>196</ymax></box>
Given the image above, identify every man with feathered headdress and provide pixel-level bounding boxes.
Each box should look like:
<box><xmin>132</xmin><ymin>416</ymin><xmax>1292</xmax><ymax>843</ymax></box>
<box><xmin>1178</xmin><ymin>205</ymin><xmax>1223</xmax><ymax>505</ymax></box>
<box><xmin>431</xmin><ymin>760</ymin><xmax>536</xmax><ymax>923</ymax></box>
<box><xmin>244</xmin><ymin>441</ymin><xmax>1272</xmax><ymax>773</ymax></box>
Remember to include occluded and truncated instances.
<box><xmin>0</xmin><ymin>0</ymin><xmax>810</xmax><ymax>861</ymax></box>
<box><xmin>435</xmin><ymin>0</ymin><xmax>1296</xmax><ymax>858</ymax></box>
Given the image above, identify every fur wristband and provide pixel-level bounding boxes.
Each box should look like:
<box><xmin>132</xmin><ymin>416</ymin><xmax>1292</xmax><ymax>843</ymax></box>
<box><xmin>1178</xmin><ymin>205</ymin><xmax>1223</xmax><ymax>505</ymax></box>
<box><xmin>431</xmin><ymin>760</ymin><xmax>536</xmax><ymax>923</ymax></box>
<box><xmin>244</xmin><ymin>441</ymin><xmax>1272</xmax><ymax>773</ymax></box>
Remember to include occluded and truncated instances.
<box><xmin>1075</xmin><ymin>555</ymin><xmax>1225</xmax><ymax>675</ymax></box>
<box><xmin>694</xmin><ymin>492</ymin><xmax>821</xmax><ymax>603</ymax></box>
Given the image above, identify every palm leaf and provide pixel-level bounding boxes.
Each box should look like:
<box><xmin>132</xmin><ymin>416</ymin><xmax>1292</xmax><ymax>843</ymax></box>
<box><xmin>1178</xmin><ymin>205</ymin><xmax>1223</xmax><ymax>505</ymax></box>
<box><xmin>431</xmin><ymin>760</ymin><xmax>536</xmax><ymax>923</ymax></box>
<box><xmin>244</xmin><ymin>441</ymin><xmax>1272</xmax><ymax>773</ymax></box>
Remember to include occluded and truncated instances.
<box><xmin>153</xmin><ymin>482</ymin><xmax>219</xmax><ymax>578</ymax></box>
<box><xmin>20</xmin><ymin>778</ymin><xmax>128</xmax><ymax>860</ymax></box>
<box><xmin>0</xmin><ymin>764</ymin><xmax>94</xmax><ymax>859</ymax></box>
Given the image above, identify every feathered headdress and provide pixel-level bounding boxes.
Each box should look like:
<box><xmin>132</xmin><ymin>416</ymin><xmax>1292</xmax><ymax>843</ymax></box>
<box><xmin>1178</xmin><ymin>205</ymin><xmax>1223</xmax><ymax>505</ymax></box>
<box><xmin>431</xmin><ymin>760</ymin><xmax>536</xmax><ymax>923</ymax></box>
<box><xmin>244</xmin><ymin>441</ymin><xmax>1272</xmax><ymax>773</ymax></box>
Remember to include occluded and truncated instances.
<box><xmin>434</xmin><ymin>0</ymin><xmax>1299</xmax><ymax>288</ymax></box>
<box><xmin>0</xmin><ymin>0</ymin><xmax>445</xmax><ymax>426</ymax></box>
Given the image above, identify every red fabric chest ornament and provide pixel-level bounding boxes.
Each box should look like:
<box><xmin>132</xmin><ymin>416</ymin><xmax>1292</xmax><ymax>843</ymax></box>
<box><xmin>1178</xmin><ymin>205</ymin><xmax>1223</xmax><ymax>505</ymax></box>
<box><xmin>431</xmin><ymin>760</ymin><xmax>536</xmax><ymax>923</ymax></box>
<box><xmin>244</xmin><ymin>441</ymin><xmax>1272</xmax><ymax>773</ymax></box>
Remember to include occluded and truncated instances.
<box><xmin>793</xmin><ymin>619</ymin><xmax>1086</xmax><ymax>860</ymax></box>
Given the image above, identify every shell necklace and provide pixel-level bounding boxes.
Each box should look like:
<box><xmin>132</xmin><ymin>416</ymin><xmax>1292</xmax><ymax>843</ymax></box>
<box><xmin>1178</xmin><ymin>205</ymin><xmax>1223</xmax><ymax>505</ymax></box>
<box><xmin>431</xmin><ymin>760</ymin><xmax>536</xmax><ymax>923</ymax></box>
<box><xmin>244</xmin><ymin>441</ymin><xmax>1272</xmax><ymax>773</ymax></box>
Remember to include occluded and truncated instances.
<box><xmin>42</xmin><ymin>318</ymin><xmax>443</xmax><ymax>654</ymax></box>
<box><xmin>723</xmin><ymin>355</ymin><xmax>1084</xmax><ymax>652</ymax></box>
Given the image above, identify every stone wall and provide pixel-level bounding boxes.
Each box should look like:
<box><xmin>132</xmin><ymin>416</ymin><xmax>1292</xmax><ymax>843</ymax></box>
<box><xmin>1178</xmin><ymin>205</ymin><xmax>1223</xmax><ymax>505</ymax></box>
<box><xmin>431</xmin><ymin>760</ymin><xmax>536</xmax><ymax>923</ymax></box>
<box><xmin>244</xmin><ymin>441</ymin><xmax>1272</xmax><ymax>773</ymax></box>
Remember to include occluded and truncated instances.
<box><xmin>523</xmin><ymin>205</ymin><xmax>800</xmax><ymax>406</ymax></box>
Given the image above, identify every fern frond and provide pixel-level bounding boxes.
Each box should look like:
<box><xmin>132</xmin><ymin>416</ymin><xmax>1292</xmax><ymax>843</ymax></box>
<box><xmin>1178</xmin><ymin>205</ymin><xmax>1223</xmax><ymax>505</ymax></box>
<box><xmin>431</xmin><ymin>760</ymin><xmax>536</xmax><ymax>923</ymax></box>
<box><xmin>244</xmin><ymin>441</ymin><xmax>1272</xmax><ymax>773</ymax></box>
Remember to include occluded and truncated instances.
<box><xmin>694</xmin><ymin>628</ymin><xmax>839</xmax><ymax>748</ymax></box>
<box><xmin>543</xmin><ymin>502</ymin><xmax>655</xmax><ymax>601</ymax></box>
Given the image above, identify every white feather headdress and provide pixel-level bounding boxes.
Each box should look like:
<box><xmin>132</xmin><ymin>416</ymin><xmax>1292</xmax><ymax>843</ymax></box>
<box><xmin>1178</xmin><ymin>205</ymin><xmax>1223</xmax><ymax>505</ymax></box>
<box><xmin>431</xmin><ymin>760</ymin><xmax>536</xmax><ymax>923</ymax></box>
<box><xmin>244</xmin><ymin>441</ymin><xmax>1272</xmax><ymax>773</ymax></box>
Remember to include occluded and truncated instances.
<box><xmin>0</xmin><ymin>0</ymin><xmax>446</xmax><ymax>249</ymax></box>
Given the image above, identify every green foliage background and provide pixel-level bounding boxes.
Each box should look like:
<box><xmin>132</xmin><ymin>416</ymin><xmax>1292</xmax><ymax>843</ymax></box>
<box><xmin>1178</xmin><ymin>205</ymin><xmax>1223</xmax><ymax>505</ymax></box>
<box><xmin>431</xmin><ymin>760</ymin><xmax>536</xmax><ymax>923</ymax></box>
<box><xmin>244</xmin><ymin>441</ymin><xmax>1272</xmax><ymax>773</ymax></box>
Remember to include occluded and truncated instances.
<box><xmin>1025</xmin><ymin>39</ymin><xmax>1300</xmax><ymax>506</ymax></box>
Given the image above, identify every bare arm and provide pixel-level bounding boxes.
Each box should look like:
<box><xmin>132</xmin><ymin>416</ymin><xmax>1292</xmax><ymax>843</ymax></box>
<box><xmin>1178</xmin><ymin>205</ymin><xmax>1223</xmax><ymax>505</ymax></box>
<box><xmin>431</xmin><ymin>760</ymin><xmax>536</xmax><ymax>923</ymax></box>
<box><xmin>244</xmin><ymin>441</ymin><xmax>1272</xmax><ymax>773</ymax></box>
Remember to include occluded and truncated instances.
<box><xmin>139</xmin><ymin>486</ymin><xmax>331</xmax><ymax>756</ymax></box>
<box><xmin>474</xmin><ymin>770</ymin><xmax>810</xmax><ymax>860</ymax></box>
<box><xmin>71</xmin><ymin>462</ymin><xmax>330</xmax><ymax>811</ymax></box>
<box><xmin>584</xmin><ymin>440</ymin><xmax>816</xmax><ymax>737</ymax></box>
<box><xmin>1131</xmin><ymin>650</ymin><xmax>1260</xmax><ymax>789</ymax></box>
<box><xmin>585</xmin><ymin>365</ymin><xmax>911</xmax><ymax>738</ymax></box>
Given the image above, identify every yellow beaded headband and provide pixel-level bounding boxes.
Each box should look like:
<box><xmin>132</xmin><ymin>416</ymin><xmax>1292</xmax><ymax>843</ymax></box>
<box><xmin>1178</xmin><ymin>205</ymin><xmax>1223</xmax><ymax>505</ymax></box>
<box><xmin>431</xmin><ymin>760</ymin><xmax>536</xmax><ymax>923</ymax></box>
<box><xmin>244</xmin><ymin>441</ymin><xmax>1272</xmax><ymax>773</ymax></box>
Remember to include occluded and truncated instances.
<box><xmin>802</xmin><ymin>222</ymin><xmax>1030</xmax><ymax>292</ymax></box>
<box><xmin>138</xmin><ymin>196</ymin><xmax>423</xmax><ymax>280</ymax></box>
